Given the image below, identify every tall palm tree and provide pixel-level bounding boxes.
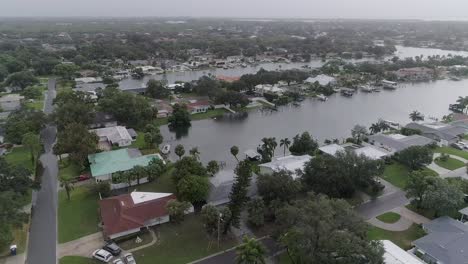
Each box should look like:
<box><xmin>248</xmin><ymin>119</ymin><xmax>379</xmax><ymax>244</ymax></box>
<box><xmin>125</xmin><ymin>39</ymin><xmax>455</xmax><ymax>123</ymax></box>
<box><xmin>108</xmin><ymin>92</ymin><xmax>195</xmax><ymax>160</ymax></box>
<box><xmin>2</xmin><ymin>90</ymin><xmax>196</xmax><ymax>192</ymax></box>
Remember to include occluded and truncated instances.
<box><xmin>456</xmin><ymin>96</ymin><xmax>468</xmax><ymax>113</ymax></box>
<box><xmin>378</xmin><ymin>119</ymin><xmax>391</xmax><ymax>131</ymax></box>
<box><xmin>351</xmin><ymin>125</ymin><xmax>368</xmax><ymax>144</ymax></box>
<box><xmin>236</xmin><ymin>236</ymin><xmax>266</xmax><ymax>264</ymax></box>
<box><xmin>369</xmin><ymin>123</ymin><xmax>381</xmax><ymax>135</ymax></box>
<box><xmin>409</xmin><ymin>110</ymin><xmax>424</xmax><ymax>122</ymax></box>
<box><xmin>230</xmin><ymin>146</ymin><xmax>239</xmax><ymax>162</ymax></box>
<box><xmin>60</xmin><ymin>176</ymin><xmax>74</xmax><ymax>201</ymax></box>
<box><xmin>175</xmin><ymin>144</ymin><xmax>185</xmax><ymax>160</ymax></box>
<box><xmin>189</xmin><ymin>147</ymin><xmax>200</xmax><ymax>160</ymax></box>
<box><xmin>279</xmin><ymin>138</ymin><xmax>291</xmax><ymax>156</ymax></box>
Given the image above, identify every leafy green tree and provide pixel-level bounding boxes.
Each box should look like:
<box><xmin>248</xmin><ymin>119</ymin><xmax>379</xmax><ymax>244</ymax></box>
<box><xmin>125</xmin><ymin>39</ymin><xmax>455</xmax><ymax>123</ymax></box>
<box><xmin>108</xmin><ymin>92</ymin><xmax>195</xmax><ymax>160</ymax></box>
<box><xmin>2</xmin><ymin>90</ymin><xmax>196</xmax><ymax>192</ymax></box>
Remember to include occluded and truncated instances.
<box><xmin>166</xmin><ymin>199</ymin><xmax>192</xmax><ymax>223</ymax></box>
<box><xmin>257</xmin><ymin>137</ymin><xmax>277</xmax><ymax>162</ymax></box>
<box><xmin>60</xmin><ymin>176</ymin><xmax>74</xmax><ymax>201</ymax></box>
<box><xmin>146</xmin><ymin>79</ymin><xmax>170</xmax><ymax>99</ymax></box>
<box><xmin>422</xmin><ymin>178</ymin><xmax>465</xmax><ymax>217</ymax></box>
<box><xmin>409</xmin><ymin>110</ymin><xmax>425</xmax><ymax>122</ymax></box>
<box><xmin>131</xmin><ymin>165</ymin><xmax>148</xmax><ymax>186</ymax></box>
<box><xmin>230</xmin><ymin>146</ymin><xmax>239</xmax><ymax>162</ymax></box>
<box><xmin>0</xmin><ymin>191</ymin><xmax>29</xmax><ymax>250</ymax></box>
<box><xmin>236</xmin><ymin>236</ymin><xmax>266</xmax><ymax>264</ymax></box>
<box><xmin>168</xmin><ymin>103</ymin><xmax>191</xmax><ymax>129</ymax></box>
<box><xmin>143</xmin><ymin>123</ymin><xmax>163</xmax><ymax>149</ymax></box>
<box><xmin>276</xmin><ymin>193</ymin><xmax>384</xmax><ymax>264</ymax></box>
<box><xmin>21</xmin><ymin>86</ymin><xmax>43</xmax><ymax>100</ymax></box>
<box><xmin>351</xmin><ymin>124</ymin><xmax>368</xmax><ymax>144</ymax></box>
<box><xmin>189</xmin><ymin>147</ymin><xmax>200</xmax><ymax>160</ymax></box>
<box><xmin>228</xmin><ymin>161</ymin><xmax>253</xmax><ymax>230</ymax></box>
<box><xmin>4</xmin><ymin>71</ymin><xmax>39</xmax><ymax>90</ymax></box>
<box><xmin>0</xmin><ymin>157</ymin><xmax>39</xmax><ymax>194</ymax></box>
<box><xmin>146</xmin><ymin>158</ymin><xmax>166</xmax><ymax>181</ymax></box>
<box><xmin>207</xmin><ymin>160</ymin><xmax>220</xmax><ymax>176</ymax></box>
<box><xmin>201</xmin><ymin>205</ymin><xmax>232</xmax><ymax>238</ymax></box>
<box><xmin>53</xmin><ymin>90</ymin><xmax>96</xmax><ymax>129</ymax></box>
<box><xmin>4</xmin><ymin>109</ymin><xmax>46</xmax><ymax>144</ymax></box>
<box><xmin>289</xmin><ymin>132</ymin><xmax>318</xmax><ymax>156</ymax></box>
<box><xmin>176</xmin><ymin>175</ymin><xmax>210</xmax><ymax>204</ymax></box>
<box><xmin>405</xmin><ymin>171</ymin><xmax>436</xmax><ymax>209</ymax></box>
<box><xmin>397</xmin><ymin>146</ymin><xmax>433</xmax><ymax>170</ymax></box>
<box><xmin>175</xmin><ymin>144</ymin><xmax>185</xmax><ymax>160</ymax></box>
<box><xmin>247</xmin><ymin>198</ymin><xmax>265</xmax><ymax>227</ymax></box>
<box><xmin>173</xmin><ymin>156</ymin><xmax>208</xmax><ymax>183</ymax></box>
<box><xmin>53</xmin><ymin>63</ymin><xmax>80</xmax><ymax>80</ymax></box>
<box><xmin>54</xmin><ymin>123</ymin><xmax>99</xmax><ymax>167</ymax></box>
<box><xmin>257</xmin><ymin>170</ymin><xmax>301</xmax><ymax>205</ymax></box>
<box><xmin>22</xmin><ymin>132</ymin><xmax>41</xmax><ymax>168</ymax></box>
<box><xmin>32</xmin><ymin>56</ymin><xmax>60</xmax><ymax>76</ymax></box>
<box><xmin>193</xmin><ymin>76</ymin><xmax>221</xmax><ymax>97</ymax></box>
<box><xmin>279</xmin><ymin>138</ymin><xmax>291</xmax><ymax>156</ymax></box>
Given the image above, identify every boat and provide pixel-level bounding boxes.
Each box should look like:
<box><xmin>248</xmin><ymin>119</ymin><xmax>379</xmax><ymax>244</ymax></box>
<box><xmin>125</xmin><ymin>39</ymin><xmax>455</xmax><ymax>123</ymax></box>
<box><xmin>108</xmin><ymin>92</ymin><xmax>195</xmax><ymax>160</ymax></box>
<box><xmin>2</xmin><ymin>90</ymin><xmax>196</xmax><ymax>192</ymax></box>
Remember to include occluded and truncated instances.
<box><xmin>161</xmin><ymin>144</ymin><xmax>171</xmax><ymax>155</ymax></box>
<box><xmin>360</xmin><ymin>85</ymin><xmax>373</xmax><ymax>93</ymax></box>
<box><xmin>382</xmin><ymin>80</ymin><xmax>398</xmax><ymax>90</ymax></box>
<box><xmin>317</xmin><ymin>94</ymin><xmax>328</xmax><ymax>101</ymax></box>
<box><xmin>340</xmin><ymin>88</ymin><xmax>355</xmax><ymax>97</ymax></box>
<box><xmin>450</xmin><ymin>76</ymin><xmax>461</xmax><ymax>81</ymax></box>
<box><xmin>293</xmin><ymin>102</ymin><xmax>301</xmax><ymax>107</ymax></box>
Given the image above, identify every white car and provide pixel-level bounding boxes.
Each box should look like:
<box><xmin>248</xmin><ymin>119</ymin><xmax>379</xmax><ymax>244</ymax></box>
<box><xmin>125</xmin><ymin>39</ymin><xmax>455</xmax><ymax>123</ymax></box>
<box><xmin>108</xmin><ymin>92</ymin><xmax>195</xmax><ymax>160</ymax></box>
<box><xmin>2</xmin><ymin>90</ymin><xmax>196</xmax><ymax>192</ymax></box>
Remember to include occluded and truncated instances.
<box><xmin>92</xmin><ymin>249</ymin><xmax>113</xmax><ymax>263</ymax></box>
<box><xmin>113</xmin><ymin>258</ymin><xmax>125</xmax><ymax>264</ymax></box>
<box><xmin>123</xmin><ymin>253</ymin><xmax>136</xmax><ymax>264</ymax></box>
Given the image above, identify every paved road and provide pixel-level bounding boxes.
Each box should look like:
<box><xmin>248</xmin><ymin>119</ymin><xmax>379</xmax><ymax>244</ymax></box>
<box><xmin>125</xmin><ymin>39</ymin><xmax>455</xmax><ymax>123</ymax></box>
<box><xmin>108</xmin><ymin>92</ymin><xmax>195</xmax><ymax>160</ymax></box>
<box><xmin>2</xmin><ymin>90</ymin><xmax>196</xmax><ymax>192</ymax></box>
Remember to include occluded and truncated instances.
<box><xmin>27</xmin><ymin>79</ymin><xmax>58</xmax><ymax>264</ymax></box>
<box><xmin>356</xmin><ymin>188</ymin><xmax>409</xmax><ymax>220</ymax></box>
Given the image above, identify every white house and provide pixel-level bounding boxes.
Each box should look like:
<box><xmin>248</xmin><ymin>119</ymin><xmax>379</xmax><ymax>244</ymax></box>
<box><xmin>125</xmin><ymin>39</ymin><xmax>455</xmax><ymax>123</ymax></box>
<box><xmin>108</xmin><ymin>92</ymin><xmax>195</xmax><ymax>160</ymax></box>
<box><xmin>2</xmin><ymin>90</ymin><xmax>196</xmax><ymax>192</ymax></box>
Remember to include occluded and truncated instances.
<box><xmin>90</xmin><ymin>126</ymin><xmax>133</xmax><ymax>147</ymax></box>
<box><xmin>259</xmin><ymin>155</ymin><xmax>312</xmax><ymax>179</ymax></box>
<box><xmin>304</xmin><ymin>74</ymin><xmax>337</xmax><ymax>86</ymax></box>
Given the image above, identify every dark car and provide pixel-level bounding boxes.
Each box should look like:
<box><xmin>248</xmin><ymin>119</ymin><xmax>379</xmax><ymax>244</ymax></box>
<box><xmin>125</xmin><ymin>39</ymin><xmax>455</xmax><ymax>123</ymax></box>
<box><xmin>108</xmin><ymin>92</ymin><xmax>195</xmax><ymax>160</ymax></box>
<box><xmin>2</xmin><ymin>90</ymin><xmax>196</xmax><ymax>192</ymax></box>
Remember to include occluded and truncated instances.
<box><xmin>103</xmin><ymin>242</ymin><xmax>122</xmax><ymax>256</ymax></box>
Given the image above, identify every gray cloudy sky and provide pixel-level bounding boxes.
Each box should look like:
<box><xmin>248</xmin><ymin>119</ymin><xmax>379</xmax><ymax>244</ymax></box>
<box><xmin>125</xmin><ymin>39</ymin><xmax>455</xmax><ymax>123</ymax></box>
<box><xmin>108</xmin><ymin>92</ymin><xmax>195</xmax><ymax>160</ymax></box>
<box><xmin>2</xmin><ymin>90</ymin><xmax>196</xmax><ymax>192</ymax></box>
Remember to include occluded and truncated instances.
<box><xmin>2</xmin><ymin>0</ymin><xmax>468</xmax><ymax>20</ymax></box>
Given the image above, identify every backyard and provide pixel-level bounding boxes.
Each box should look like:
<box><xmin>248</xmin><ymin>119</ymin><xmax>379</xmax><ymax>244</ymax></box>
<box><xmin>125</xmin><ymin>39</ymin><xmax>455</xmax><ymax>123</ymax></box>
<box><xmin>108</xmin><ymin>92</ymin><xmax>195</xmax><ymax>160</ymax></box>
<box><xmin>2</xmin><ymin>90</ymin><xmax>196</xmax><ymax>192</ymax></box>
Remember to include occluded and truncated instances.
<box><xmin>434</xmin><ymin>156</ymin><xmax>465</xmax><ymax>170</ymax></box>
<box><xmin>58</xmin><ymin>185</ymin><xmax>100</xmax><ymax>243</ymax></box>
<box><xmin>367</xmin><ymin>224</ymin><xmax>426</xmax><ymax>250</ymax></box>
<box><xmin>382</xmin><ymin>162</ymin><xmax>438</xmax><ymax>189</ymax></box>
<box><xmin>4</xmin><ymin>146</ymin><xmax>34</xmax><ymax>172</ymax></box>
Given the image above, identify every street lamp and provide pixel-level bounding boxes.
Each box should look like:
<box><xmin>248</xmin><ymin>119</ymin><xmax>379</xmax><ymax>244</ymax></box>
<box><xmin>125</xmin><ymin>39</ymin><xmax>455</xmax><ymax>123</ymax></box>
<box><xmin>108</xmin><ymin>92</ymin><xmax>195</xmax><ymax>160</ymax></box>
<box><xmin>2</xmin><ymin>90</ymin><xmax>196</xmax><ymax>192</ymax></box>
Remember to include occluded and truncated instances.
<box><xmin>217</xmin><ymin>212</ymin><xmax>223</xmax><ymax>248</ymax></box>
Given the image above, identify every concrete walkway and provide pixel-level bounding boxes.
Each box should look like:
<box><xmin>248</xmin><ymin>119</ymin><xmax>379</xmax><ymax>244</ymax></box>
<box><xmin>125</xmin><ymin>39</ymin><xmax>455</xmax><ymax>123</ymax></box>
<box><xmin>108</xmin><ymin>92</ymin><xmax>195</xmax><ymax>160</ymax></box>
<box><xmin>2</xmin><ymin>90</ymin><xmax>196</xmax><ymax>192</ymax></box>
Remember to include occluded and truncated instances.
<box><xmin>127</xmin><ymin>230</ymin><xmax>157</xmax><ymax>253</ymax></box>
<box><xmin>367</xmin><ymin>206</ymin><xmax>430</xmax><ymax>231</ymax></box>
<box><xmin>58</xmin><ymin>232</ymin><xmax>103</xmax><ymax>258</ymax></box>
<box><xmin>428</xmin><ymin>153</ymin><xmax>468</xmax><ymax>175</ymax></box>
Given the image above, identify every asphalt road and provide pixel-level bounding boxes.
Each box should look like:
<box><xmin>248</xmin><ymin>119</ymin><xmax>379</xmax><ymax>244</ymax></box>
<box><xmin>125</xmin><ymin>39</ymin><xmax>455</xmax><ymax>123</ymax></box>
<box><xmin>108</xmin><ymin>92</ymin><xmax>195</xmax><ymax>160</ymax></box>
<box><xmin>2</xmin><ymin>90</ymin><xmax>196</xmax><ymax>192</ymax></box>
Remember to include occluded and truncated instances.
<box><xmin>355</xmin><ymin>189</ymin><xmax>409</xmax><ymax>220</ymax></box>
<box><xmin>26</xmin><ymin>79</ymin><xmax>58</xmax><ymax>264</ymax></box>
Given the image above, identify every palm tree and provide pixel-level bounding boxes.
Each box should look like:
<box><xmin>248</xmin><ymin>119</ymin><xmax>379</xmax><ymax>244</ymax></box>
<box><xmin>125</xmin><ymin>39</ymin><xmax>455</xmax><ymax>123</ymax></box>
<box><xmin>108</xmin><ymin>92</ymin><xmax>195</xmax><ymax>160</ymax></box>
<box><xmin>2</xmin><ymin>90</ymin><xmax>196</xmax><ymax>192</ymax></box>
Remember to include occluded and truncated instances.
<box><xmin>175</xmin><ymin>144</ymin><xmax>185</xmax><ymax>160</ymax></box>
<box><xmin>369</xmin><ymin>123</ymin><xmax>381</xmax><ymax>135</ymax></box>
<box><xmin>60</xmin><ymin>176</ymin><xmax>74</xmax><ymax>201</ymax></box>
<box><xmin>378</xmin><ymin>119</ymin><xmax>391</xmax><ymax>131</ymax></box>
<box><xmin>236</xmin><ymin>236</ymin><xmax>266</xmax><ymax>264</ymax></box>
<box><xmin>456</xmin><ymin>96</ymin><xmax>468</xmax><ymax>113</ymax></box>
<box><xmin>230</xmin><ymin>146</ymin><xmax>239</xmax><ymax>162</ymax></box>
<box><xmin>279</xmin><ymin>138</ymin><xmax>291</xmax><ymax>156</ymax></box>
<box><xmin>351</xmin><ymin>125</ymin><xmax>368</xmax><ymax>144</ymax></box>
<box><xmin>189</xmin><ymin>147</ymin><xmax>200</xmax><ymax>160</ymax></box>
<box><xmin>132</xmin><ymin>165</ymin><xmax>147</xmax><ymax>185</ymax></box>
<box><xmin>409</xmin><ymin>110</ymin><xmax>424</xmax><ymax>122</ymax></box>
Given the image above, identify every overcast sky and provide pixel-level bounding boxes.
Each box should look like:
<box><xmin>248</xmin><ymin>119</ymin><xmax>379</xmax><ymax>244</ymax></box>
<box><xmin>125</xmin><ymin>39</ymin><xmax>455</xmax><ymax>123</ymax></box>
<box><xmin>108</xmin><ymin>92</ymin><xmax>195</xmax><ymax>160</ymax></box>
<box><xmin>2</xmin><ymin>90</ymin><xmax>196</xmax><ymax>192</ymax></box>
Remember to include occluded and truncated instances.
<box><xmin>2</xmin><ymin>0</ymin><xmax>468</xmax><ymax>20</ymax></box>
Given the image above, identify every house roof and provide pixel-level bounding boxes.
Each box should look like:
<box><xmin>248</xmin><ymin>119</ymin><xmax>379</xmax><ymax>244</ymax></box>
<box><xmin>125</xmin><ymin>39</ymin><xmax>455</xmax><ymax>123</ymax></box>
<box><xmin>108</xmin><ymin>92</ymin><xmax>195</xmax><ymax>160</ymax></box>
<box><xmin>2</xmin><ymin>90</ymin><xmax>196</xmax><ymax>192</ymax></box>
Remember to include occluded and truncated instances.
<box><xmin>382</xmin><ymin>240</ymin><xmax>423</xmax><ymax>264</ymax></box>
<box><xmin>413</xmin><ymin>216</ymin><xmax>468</xmax><ymax>264</ymax></box>
<box><xmin>259</xmin><ymin>155</ymin><xmax>312</xmax><ymax>178</ymax></box>
<box><xmin>405</xmin><ymin>123</ymin><xmax>459</xmax><ymax>141</ymax></box>
<box><xmin>88</xmin><ymin>148</ymin><xmax>161</xmax><ymax>177</ymax></box>
<box><xmin>318</xmin><ymin>144</ymin><xmax>346</xmax><ymax>156</ymax></box>
<box><xmin>354</xmin><ymin>145</ymin><xmax>389</xmax><ymax>160</ymax></box>
<box><xmin>90</xmin><ymin>126</ymin><xmax>132</xmax><ymax>144</ymax></box>
<box><xmin>99</xmin><ymin>192</ymin><xmax>175</xmax><ymax>238</ymax></box>
<box><xmin>93</xmin><ymin>112</ymin><xmax>116</xmax><ymax>125</ymax></box>
<box><xmin>368</xmin><ymin>134</ymin><xmax>435</xmax><ymax>152</ymax></box>
<box><xmin>304</xmin><ymin>74</ymin><xmax>336</xmax><ymax>86</ymax></box>
<box><xmin>244</xmin><ymin>149</ymin><xmax>260</xmax><ymax>159</ymax></box>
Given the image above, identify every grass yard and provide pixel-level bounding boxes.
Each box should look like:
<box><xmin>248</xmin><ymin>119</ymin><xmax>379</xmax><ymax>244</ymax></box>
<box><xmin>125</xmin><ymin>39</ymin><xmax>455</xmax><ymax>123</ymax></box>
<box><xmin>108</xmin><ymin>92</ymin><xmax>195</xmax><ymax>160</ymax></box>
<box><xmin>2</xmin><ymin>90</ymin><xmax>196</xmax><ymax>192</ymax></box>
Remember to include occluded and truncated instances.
<box><xmin>0</xmin><ymin>223</ymin><xmax>29</xmax><ymax>257</ymax></box>
<box><xmin>58</xmin><ymin>158</ymin><xmax>83</xmax><ymax>180</ymax></box>
<box><xmin>130</xmin><ymin>131</ymin><xmax>146</xmax><ymax>149</ymax></box>
<box><xmin>59</xmin><ymin>256</ymin><xmax>100</xmax><ymax>264</ymax></box>
<box><xmin>434</xmin><ymin>157</ymin><xmax>465</xmax><ymax>170</ymax></box>
<box><xmin>4</xmin><ymin>146</ymin><xmax>34</xmax><ymax>172</ymax></box>
<box><xmin>382</xmin><ymin>163</ymin><xmax>437</xmax><ymax>189</ymax></box>
<box><xmin>136</xmin><ymin>167</ymin><xmax>176</xmax><ymax>193</ymax></box>
<box><xmin>367</xmin><ymin>224</ymin><xmax>426</xmax><ymax>250</ymax></box>
<box><xmin>58</xmin><ymin>186</ymin><xmax>99</xmax><ymax>243</ymax></box>
<box><xmin>132</xmin><ymin>215</ymin><xmax>238</xmax><ymax>264</ymax></box>
<box><xmin>191</xmin><ymin>109</ymin><xmax>227</xmax><ymax>121</ymax></box>
<box><xmin>436</xmin><ymin>147</ymin><xmax>468</xmax><ymax>161</ymax></box>
<box><xmin>376</xmin><ymin>212</ymin><xmax>401</xmax><ymax>224</ymax></box>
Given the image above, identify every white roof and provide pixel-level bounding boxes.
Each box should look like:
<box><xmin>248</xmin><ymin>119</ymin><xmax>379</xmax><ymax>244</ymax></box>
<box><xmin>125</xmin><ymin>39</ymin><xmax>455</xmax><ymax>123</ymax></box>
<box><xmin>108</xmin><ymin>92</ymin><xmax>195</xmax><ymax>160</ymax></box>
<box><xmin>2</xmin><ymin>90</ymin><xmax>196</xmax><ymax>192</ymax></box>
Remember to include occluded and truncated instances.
<box><xmin>388</xmin><ymin>134</ymin><xmax>407</xmax><ymax>140</ymax></box>
<box><xmin>381</xmin><ymin>240</ymin><xmax>423</xmax><ymax>264</ymax></box>
<box><xmin>319</xmin><ymin>144</ymin><xmax>345</xmax><ymax>156</ymax></box>
<box><xmin>0</xmin><ymin>94</ymin><xmax>24</xmax><ymax>102</ymax></box>
<box><xmin>244</xmin><ymin>149</ymin><xmax>260</xmax><ymax>159</ymax></box>
<box><xmin>91</xmin><ymin>126</ymin><xmax>132</xmax><ymax>144</ymax></box>
<box><xmin>259</xmin><ymin>155</ymin><xmax>312</xmax><ymax>178</ymax></box>
<box><xmin>130</xmin><ymin>192</ymin><xmax>172</xmax><ymax>204</ymax></box>
<box><xmin>305</xmin><ymin>74</ymin><xmax>336</xmax><ymax>85</ymax></box>
<box><xmin>354</xmin><ymin>146</ymin><xmax>389</xmax><ymax>160</ymax></box>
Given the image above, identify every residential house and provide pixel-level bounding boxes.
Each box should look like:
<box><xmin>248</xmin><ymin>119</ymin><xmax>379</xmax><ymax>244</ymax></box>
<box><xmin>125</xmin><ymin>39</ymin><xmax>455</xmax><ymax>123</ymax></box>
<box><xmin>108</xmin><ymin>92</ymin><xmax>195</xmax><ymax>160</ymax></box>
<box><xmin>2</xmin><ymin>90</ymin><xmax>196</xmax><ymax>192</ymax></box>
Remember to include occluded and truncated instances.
<box><xmin>405</xmin><ymin>122</ymin><xmax>466</xmax><ymax>146</ymax></box>
<box><xmin>413</xmin><ymin>216</ymin><xmax>468</xmax><ymax>264</ymax></box>
<box><xmin>318</xmin><ymin>144</ymin><xmax>346</xmax><ymax>156</ymax></box>
<box><xmin>99</xmin><ymin>191</ymin><xmax>193</xmax><ymax>239</ymax></box>
<box><xmin>208</xmin><ymin>170</ymin><xmax>258</xmax><ymax>206</ymax></box>
<box><xmin>187</xmin><ymin>100</ymin><xmax>211</xmax><ymax>114</ymax></box>
<box><xmin>258</xmin><ymin>155</ymin><xmax>312</xmax><ymax>179</ymax></box>
<box><xmin>74</xmin><ymin>77</ymin><xmax>102</xmax><ymax>85</ymax></box>
<box><xmin>381</xmin><ymin>240</ymin><xmax>423</xmax><ymax>264</ymax></box>
<box><xmin>91</xmin><ymin>126</ymin><xmax>133</xmax><ymax>148</ymax></box>
<box><xmin>304</xmin><ymin>74</ymin><xmax>337</xmax><ymax>86</ymax></box>
<box><xmin>394</xmin><ymin>67</ymin><xmax>435</xmax><ymax>81</ymax></box>
<box><xmin>0</xmin><ymin>94</ymin><xmax>24</xmax><ymax>112</ymax></box>
<box><xmin>88</xmin><ymin>148</ymin><xmax>162</xmax><ymax>188</ymax></box>
<box><xmin>319</xmin><ymin>143</ymin><xmax>390</xmax><ymax>160</ymax></box>
<box><xmin>89</xmin><ymin>112</ymin><xmax>117</xmax><ymax>129</ymax></box>
<box><xmin>367</xmin><ymin>134</ymin><xmax>435</xmax><ymax>154</ymax></box>
<box><xmin>254</xmin><ymin>84</ymin><xmax>284</xmax><ymax>96</ymax></box>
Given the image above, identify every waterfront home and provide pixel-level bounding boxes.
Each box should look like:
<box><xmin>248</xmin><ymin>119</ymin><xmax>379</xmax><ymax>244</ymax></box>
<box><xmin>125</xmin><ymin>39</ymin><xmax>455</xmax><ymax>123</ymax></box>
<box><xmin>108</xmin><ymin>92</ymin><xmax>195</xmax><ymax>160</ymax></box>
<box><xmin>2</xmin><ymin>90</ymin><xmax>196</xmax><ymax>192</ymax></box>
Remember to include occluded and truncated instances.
<box><xmin>244</xmin><ymin>149</ymin><xmax>261</xmax><ymax>161</ymax></box>
<box><xmin>412</xmin><ymin>216</ymin><xmax>468</xmax><ymax>264</ymax></box>
<box><xmin>89</xmin><ymin>112</ymin><xmax>118</xmax><ymax>129</ymax></box>
<box><xmin>394</xmin><ymin>67</ymin><xmax>435</xmax><ymax>81</ymax></box>
<box><xmin>167</xmin><ymin>83</ymin><xmax>184</xmax><ymax>90</ymax></box>
<box><xmin>319</xmin><ymin>143</ymin><xmax>390</xmax><ymax>160</ymax></box>
<box><xmin>216</xmin><ymin>75</ymin><xmax>241</xmax><ymax>83</ymax></box>
<box><xmin>259</xmin><ymin>155</ymin><xmax>312</xmax><ymax>179</ymax></box>
<box><xmin>368</xmin><ymin>134</ymin><xmax>435</xmax><ymax>154</ymax></box>
<box><xmin>208</xmin><ymin>169</ymin><xmax>258</xmax><ymax>206</ymax></box>
<box><xmin>304</xmin><ymin>74</ymin><xmax>337</xmax><ymax>86</ymax></box>
<box><xmin>254</xmin><ymin>84</ymin><xmax>284</xmax><ymax>96</ymax></box>
<box><xmin>74</xmin><ymin>77</ymin><xmax>102</xmax><ymax>84</ymax></box>
<box><xmin>0</xmin><ymin>94</ymin><xmax>24</xmax><ymax>112</ymax></box>
<box><xmin>186</xmin><ymin>100</ymin><xmax>211</xmax><ymax>114</ymax></box>
<box><xmin>99</xmin><ymin>191</ymin><xmax>193</xmax><ymax>239</ymax></box>
<box><xmin>405</xmin><ymin>122</ymin><xmax>466</xmax><ymax>146</ymax></box>
<box><xmin>90</xmin><ymin>126</ymin><xmax>134</xmax><ymax>148</ymax></box>
<box><xmin>381</xmin><ymin>240</ymin><xmax>423</xmax><ymax>264</ymax></box>
<box><xmin>88</xmin><ymin>148</ymin><xmax>162</xmax><ymax>184</ymax></box>
<box><xmin>382</xmin><ymin>80</ymin><xmax>398</xmax><ymax>89</ymax></box>
<box><xmin>318</xmin><ymin>144</ymin><xmax>346</xmax><ymax>156</ymax></box>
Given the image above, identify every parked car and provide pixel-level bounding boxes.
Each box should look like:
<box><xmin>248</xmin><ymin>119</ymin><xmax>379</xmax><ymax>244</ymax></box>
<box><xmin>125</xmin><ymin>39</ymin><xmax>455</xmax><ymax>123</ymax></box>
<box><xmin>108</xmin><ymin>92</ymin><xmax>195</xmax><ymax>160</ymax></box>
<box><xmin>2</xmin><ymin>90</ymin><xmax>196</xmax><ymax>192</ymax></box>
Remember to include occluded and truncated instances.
<box><xmin>452</xmin><ymin>142</ymin><xmax>465</xmax><ymax>150</ymax></box>
<box><xmin>92</xmin><ymin>249</ymin><xmax>113</xmax><ymax>263</ymax></box>
<box><xmin>103</xmin><ymin>242</ymin><xmax>122</xmax><ymax>256</ymax></box>
<box><xmin>123</xmin><ymin>253</ymin><xmax>136</xmax><ymax>264</ymax></box>
<box><xmin>113</xmin><ymin>258</ymin><xmax>125</xmax><ymax>264</ymax></box>
<box><xmin>77</xmin><ymin>173</ymin><xmax>91</xmax><ymax>181</ymax></box>
<box><xmin>161</xmin><ymin>144</ymin><xmax>171</xmax><ymax>155</ymax></box>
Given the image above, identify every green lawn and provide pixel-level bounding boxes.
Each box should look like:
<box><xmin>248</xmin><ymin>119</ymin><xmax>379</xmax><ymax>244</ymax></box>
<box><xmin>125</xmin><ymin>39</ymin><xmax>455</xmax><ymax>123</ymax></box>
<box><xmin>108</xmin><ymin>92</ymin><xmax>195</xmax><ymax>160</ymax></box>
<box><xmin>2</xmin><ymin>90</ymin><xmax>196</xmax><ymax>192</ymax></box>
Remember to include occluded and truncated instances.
<box><xmin>191</xmin><ymin>109</ymin><xmax>227</xmax><ymax>121</ymax></box>
<box><xmin>436</xmin><ymin>147</ymin><xmax>468</xmax><ymax>161</ymax></box>
<box><xmin>58</xmin><ymin>158</ymin><xmax>83</xmax><ymax>180</ymax></box>
<box><xmin>4</xmin><ymin>146</ymin><xmax>34</xmax><ymax>172</ymax></box>
<box><xmin>58</xmin><ymin>186</ymin><xmax>99</xmax><ymax>243</ymax></box>
<box><xmin>130</xmin><ymin>131</ymin><xmax>146</xmax><ymax>149</ymax></box>
<box><xmin>434</xmin><ymin>157</ymin><xmax>465</xmax><ymax>170</ymax></box>
<box><xmin>376</xmin><ymin>212</ymin><xmax>401</xmax><ymax>224</ymax></box>
<box><xmin>59</xmin><ymin>256</ymin><xmax>100</xmax><ymax>264</ymax></box>
<box><xmin>132</xmin><ymin>215</ymin><xmax>238</xmax><ymax>264</ymax></box>
<box><xmin>135</xmin><ymin>167</ymin><xmax>176</xmax><ymax>193</ymax></box>
<box><xmin>382</xmin><ymin>163</ymin><xmax>437</xmax><ymax>189</ymax></box>
<box><xmin>0</xmin><ymin>223</ymin><xmax>29</xmax><ymax>257</ymax></box>
<box><xmin>367</xmin><ymin>224</ymin><xmax>426</xmax><ymax>250</ymax></box>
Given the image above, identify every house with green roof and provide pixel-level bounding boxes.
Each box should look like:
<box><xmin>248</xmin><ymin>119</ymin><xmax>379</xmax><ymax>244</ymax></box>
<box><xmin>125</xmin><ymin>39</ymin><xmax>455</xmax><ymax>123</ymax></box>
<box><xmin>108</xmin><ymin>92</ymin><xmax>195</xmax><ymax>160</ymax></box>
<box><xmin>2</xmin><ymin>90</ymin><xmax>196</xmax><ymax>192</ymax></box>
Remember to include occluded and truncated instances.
<box><xmin>88</xmin><ymin>148</ymin><xmax>162</xmax><ymax>188</ymax></box>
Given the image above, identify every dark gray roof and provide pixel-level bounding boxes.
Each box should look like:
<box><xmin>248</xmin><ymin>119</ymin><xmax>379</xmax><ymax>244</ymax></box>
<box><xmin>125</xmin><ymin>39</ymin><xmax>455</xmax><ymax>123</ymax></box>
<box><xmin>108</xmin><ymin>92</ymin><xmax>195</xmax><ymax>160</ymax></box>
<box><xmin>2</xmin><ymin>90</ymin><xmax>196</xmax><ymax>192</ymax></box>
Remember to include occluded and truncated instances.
<box><xmin>405</xmin><ymin>123</ymin><xmax>459</xmax><ymax>141</ymax></box>
<box><xmin>208</xmin><ymin>171</ymin><xmax>258</xmax><ymax>206</ymax></box>
<box><xmin>368</xmin><ymin>134</ymin><xmax>434</xmax><ymax>152</ymax></box>
<box><xmin>399</xmin><ymin>135</ymin><xmax>435</xmax><ymax>147</ymax></box>
<box><xmin>413</xmin><ymin>216</ymin><xmax>468</xmax><ymax>264</ymax></box>
<box><xmin>127</xmin><ymin>128</ymin><xmax>137</xmax><ymax>138</ymax></box>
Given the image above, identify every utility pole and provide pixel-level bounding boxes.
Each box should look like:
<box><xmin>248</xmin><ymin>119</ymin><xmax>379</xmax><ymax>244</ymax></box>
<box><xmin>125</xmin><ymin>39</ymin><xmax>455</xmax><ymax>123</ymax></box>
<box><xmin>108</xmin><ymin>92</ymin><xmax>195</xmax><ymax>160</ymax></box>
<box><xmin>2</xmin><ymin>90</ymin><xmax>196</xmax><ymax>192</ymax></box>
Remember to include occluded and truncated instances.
<box><xmin>217</xmin><ymin>213</ymin><xmax>223</xmax><ymax>248</ymax></box>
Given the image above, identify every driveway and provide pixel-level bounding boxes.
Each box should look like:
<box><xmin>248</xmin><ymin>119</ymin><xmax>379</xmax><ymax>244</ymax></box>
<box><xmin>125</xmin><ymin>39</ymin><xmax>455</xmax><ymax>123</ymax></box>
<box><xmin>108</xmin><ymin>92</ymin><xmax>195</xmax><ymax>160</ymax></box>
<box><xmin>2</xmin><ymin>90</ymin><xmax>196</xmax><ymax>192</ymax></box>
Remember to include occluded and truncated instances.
<box><xmin>58</xmin><ymin>232</ymin><xmax>103</xmax><ymax>258</ymax></box>
<box><xmin>26</xmin><ymin>79</ymin><xmax>59</xmax><ymax>264</ymax></box>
